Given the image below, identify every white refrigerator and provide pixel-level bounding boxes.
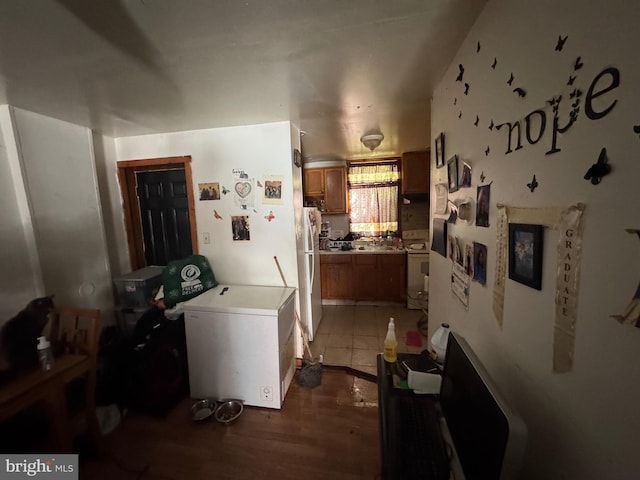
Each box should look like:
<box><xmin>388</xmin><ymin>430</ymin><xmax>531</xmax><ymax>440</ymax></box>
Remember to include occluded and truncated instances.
<box><xmin>299</xmin><ymin>207</ymin><xmax>323</xmax><ymax>340</ymax></box>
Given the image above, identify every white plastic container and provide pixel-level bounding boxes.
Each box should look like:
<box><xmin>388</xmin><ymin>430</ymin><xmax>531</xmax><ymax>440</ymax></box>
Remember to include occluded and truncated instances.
<box><xmin>37</xmin><ymin>336</ymin><xmax>54</xmax><ymax>371</ymax></box>
<box><xmin>430</xmin><ymin>323</ymin><xmax>450</xmax><ymax>363</ymax></box>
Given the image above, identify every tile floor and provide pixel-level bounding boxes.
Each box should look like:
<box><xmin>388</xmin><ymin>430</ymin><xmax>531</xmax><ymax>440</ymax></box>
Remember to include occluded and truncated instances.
<box><xmin>310</xmin><ymin>304</ymin><xmax>429</xmax><ymax>376</ymax></box>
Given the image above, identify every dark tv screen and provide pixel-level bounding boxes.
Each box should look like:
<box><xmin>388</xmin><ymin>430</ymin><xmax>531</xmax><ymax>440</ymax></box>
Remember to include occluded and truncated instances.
<box><xmin>440</xmin><ymin>333</ymin><xmax>522</xmax><ymax>480</ymax></box>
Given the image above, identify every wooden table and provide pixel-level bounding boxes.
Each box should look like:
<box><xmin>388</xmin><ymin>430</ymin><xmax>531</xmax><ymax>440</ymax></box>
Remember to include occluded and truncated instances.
<box><xmin>0</xmin><ymin>354</ymin><xmax>100</xmax><ymax>452</ymax></box>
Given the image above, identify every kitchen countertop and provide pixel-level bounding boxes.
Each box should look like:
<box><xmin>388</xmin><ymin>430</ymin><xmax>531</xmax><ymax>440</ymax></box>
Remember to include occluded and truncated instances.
<box><xmin>320</xmin><ymin>248</ymin><xmax>406</xmax><ymax>255</ymax></box>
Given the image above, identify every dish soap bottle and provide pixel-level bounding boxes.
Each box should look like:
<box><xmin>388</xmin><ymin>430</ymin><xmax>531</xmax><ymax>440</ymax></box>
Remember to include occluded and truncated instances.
<box><xmin>383</xmin><ymin>317</ymin><xmax>398</xmax><ymax>363</ymax></box>
<box><xmin>37</xmin><ymin>336</ymin><xmax>54</xmax><ymax>371</ymax></box>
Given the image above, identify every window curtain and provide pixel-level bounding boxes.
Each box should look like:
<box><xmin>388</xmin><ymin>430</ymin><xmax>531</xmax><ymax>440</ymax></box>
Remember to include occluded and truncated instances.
<box><xmin>348</xmin><ymin>162</ymin><xmax>399</xmax><ymax>235</ymax></box>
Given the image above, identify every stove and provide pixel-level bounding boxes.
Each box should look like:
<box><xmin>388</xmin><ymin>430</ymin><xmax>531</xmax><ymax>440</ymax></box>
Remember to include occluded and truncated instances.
<box><xmin>403</xmin><ymin>229</ymin><xmax>430</xmax><ymax>309</ymax></box>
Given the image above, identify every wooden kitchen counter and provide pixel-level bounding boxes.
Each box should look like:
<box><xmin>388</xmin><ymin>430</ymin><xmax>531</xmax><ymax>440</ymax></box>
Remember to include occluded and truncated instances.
<box><xmin>320</xmin><ymin>250</ymin><xmax>406</xmax><ymax>302</ymax></box>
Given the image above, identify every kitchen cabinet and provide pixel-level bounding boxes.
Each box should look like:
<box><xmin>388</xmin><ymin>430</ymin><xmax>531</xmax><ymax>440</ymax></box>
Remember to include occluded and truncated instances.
<box><xmin>353</xmin><ymin>254</ymin><xmax>405</xmax><ymax>302</ymax></box>
<box><xmin>320</xmin><ymin>254</ymin><xmax>353</xmax><ymax>300</ymax></box>
<box><xmin>303</xmin><ymin>167</ymin><xmax>348</xmax><ymax>214</ymax></box>
<box><xmin>353</xmin><ymin>255</ymin><xmax>378</xmax><ymax>300</ymax></box>
<box><xmin>321</xmin><ymin>252</ymin><xmax>406</xmax><ymax>302</ymax></box>
<box><xmin>376</xmin><ymin>254</ymin><xmax>406</xmax><ymax>302</ymax></box>
<box><xmin>401</xmin><ymin>150</ymin><xmax>430</xmax><ymax>195</ymax></box>
<box><xmin>303</xmin><ymin>168</ymin><xmax>324</xmax><ymax>196</ymax></box>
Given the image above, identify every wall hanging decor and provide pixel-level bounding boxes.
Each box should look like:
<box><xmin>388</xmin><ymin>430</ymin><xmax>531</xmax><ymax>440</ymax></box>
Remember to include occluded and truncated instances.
<box><xmin>508</xmin><ymin>223</ymin><xmax>543</xmax><ymax>290</ymax></box>
<box><xmin>263</xmin><ymin>175</ymin><xmax>284</xmax><ymax>205</ymax></box>
<box><xmin>198</xmin><ymin>182</ymin><xmax>220</xmax><ymax>200</ymax></box>
<box><xmin>435</xmin><ymin>132</ymin><xmax>445</xmax><ymax>168</ymax></box>
<box><xmin>431</xmin><ymin>219</ymin><xmax>447</xmax><ymax>258</ymax></box>
<box><xmin>527</xmin><ymin>175</ymin><xmax>539</xmax><ymax>192</ymax></box>
<box><xmin>456</xmin><ymin>64</ymin><xmax>464</xmax><ymax>82</ymax></box>
<box><xmin>611</xmin><ymin>229</ymin><xmax>640</xmax><ymax>328</ymax></box>
<box><xmin>447</xmin><ymin>155</ymin><xmax>459</xmax><ymax>193</ymax></box>
<box><xmin>493</xmin><ymin>203</ymin><xmax>585</xmax><ymax>372</ymax></box>
<box><xmin>213</xmin><ymin>210</ymin><xmax>222</xmax><ymax>220</ymax></box>
<box><xmin>293</xmin><ymin>148</ymin><xmax>302</xmax><ymax>168</ymax></box>
<box><xmin>476</xmin><ymin>184</ymin><xmax>491</xmax><ymax>227</ymax></box>
<box><xmin>464</xmin><ymin>243</ymin><xmax>474</xmax><ymax>277</ymax></box>
<box><xmin>264</xmin><ymin>211</ymin><xmax>275</xmax><ymax>222</ymax></box>
<box><xmin>451</xmin><ymin>262</ymin><xmax>470</xmax><ymax>310</ymax></box>
<box><xmin>221</xmin><ymin>186</ymin><xmax>230</xmax><ymax>195</ymax></box>
<box><xmin>460</xmin><ymin>162</ymin><xmax>472</xmax><ymax>188</ymax></box>
<box><xmin>555</xmin><ymin>34</ymin><xmax>568</xmax><ymax>51</ymax></box>
<box><xmin>473</xmin><ymin>242</ymin><xmax>487</xmax><ymax>286</ymax></box>
<box><xmin>434</xmin><ymin>183</ymin><xmax>448</xmax><ymax>214</ymax></box>
<box><xmin>584</xmin><ymin>147</ymin><xmax>611</xmax><ymax>185</ymax></box>
<box><xmin>231</xmin><ymin>215</ymin><xmax>250</xmax><ymax>241</ymax></box>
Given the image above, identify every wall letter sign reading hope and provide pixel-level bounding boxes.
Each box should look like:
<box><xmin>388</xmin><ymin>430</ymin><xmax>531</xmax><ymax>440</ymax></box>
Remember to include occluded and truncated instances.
<box><xmin>499</xmin><ymin>67</ymin><xmax>620</xmax><ymax>155</ymax></box>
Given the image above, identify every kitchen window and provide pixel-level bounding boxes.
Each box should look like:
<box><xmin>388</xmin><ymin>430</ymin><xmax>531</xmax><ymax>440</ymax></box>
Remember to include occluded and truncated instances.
<box><xmin>348</xmin><ymin>161</ymin><xmax>399</xmax><ymax>236</ymax></box>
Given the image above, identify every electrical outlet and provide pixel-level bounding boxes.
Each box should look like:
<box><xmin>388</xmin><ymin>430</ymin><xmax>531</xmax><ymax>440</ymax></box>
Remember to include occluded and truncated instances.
<box><xmin>203</xmin><ymin>232</ymin><xmax>210</xmax><ymax>244</ymax></box>
<box><xmin>260</xmin><ymin>386</ymin><xmax>273</xmax><ymax>402</ymax></box>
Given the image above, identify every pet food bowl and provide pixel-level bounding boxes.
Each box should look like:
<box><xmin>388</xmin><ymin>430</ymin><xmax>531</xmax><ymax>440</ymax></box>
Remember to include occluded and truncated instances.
<box><xmin>191</xmin><ymin>399</ymin><xmax>217</xmax><ymax>422</ymax></box>
<box><xmin>214</xmin><ymin>399</ymin><xmax>244</xmax><ymax>425</ymax></box>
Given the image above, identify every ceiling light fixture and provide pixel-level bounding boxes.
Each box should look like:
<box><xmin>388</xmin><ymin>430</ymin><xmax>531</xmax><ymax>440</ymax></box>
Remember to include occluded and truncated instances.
<box><xmin>360</xmin><ymin>133</ymin><xmax>384</xmax><ymax>151</ymax></box>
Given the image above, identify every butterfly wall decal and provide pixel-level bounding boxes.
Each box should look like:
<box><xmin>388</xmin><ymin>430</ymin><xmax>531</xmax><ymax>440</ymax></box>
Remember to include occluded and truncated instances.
<box><xmin>480</xmin><ymin>171</ymin><xmax>486</xmax><ymax>183</ymax></box>
<box><xmin>567</xmin><ymin>75</ymin><xmax>576</xmax><ymax>86</ymax></box>
<box><xmin>488</xmin><ymin>119</ymin><xmax>494</xmax><ymax>130</ymax></box>
<box><xmin>491</xmin><ymin>57</ymin><xmax>497</xmax><ymax>69</ymax></box>
<box><xmin>485</xmin><ymin>146</ymin><xmax>490</xmax><ymax>156</ymax></box>
<box><xmin>476</xmin><ymin>41</ymin><xmax>481</xmax><ymax>53</ymax></box>
<box><xmin>634</xmin><ymin>125</ymin><xmax>640</xmax><ymax>137</ymax></box>
<box><xmin>574</xmin><ymin>56</ymin><xmax>583</xmax><ymax>70</ymax></box>
<box><xmin>513</xmin><ymin>87</ymin><xmax>526</xmax><ymax>98</ymax></box>
<box><xmin>257</xmin><ymin>180</ymin><xmax>263</xmax><ymax>187</ymax></box>
<box><xmin>213</xmin><ymin>210</ymin><xmax>222</xmax><ymax>219</ymax></box>
<box><xmin>265</xmin><ymin>211</ymin><xmax>275</xmax><ymax>222</ymax></box>
<box><xmin>456</xmin><ymin>64</ymin><xmax>465</xmax><ymax>82</ymax></box>
<box><xmin>555</xmin><ymin>35</ymin><xmax>568</xmax><ymax>52</ymax></box>
<box><xmin>464</xmin><ymin>83</ymin><xmax>470</xmax><ymax>95</ymax></box>
<box><xmin>507</xmin><ymin>73</ymin><xmax>514</xmax><ymax>86</ymax></box>
<box><xmin>527</xmin><ymin>175</ymin><xmax>539</xmax><ymax>192</ymax></box>
<box><xmin>584</xmin><ymin>147</ymin><xmax>611</xmax><ymax>185</ymax></box>
<box><xmin>474</xmin><ymin>115</ymin><xmax>479</xmax><ymax>127</ymax></box>
<box><xmin>221</xmin><ymin>186</ymin><xmax>230</xmax><ymax>195</ymax></box>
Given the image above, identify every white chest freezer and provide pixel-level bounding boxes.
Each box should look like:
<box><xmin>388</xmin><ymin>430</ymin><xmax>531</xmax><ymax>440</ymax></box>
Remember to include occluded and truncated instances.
<box><xmin>182</xmin><ymin>284</ymin><xmax>296</xmax><ymax>409</ymax></box>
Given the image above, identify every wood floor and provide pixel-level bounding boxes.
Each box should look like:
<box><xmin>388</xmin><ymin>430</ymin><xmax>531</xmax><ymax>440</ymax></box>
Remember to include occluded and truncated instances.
<box><xmin>80</xmin><ymin>368</ymin><xmax>381</xmax><ymax>480</ymax></box>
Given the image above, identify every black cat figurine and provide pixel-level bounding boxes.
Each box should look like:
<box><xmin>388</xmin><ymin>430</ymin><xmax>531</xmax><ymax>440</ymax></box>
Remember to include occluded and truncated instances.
<box><xmin>0</xmin><ymin>295</ymin><xmax>54</xmax><ymax>382</ymax></box>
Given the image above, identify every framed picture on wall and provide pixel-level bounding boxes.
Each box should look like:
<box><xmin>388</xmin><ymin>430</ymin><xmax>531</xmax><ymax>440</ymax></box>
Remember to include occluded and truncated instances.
<box><xmin>435</xmin><ymin>132</ymin><xmax>445</xmax><ymax>168</ymax></box>
<box><xmin>447</xmin><ymin>155</ymin><xmax>459</xmax><ymax>193</ymax></box>
<box><xmin>508</xmin><ymin>223</ymin><xmax>543</xmax><ymax>290</ymax></box>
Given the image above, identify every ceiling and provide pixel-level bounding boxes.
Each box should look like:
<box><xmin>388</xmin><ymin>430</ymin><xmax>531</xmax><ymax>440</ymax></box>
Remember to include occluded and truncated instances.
<box><xmin>0</xmin><ymin>0</ymin><xmax>486</xmax><ymax>162</ymax></box>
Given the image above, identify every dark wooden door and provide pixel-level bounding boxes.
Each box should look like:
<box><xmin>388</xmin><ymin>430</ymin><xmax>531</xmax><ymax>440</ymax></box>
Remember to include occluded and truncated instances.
<box><xmin>136</xmin><ymin>169</ymin><xmax>193</xmax><ymax>266</ymax></box>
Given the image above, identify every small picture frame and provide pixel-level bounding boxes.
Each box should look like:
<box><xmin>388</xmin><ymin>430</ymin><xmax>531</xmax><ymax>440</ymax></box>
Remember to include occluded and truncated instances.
<box><xmin>447</xmin><ymin>155</ymin><xmax>459</xmax><ymax>193</ymax></box>
<box><xmin>508</xmin><ymin>223</ymin><xmax>543</xmax><ymax>290</ymax></box>
<box><xmin>435</xmin><ymin>132</ymin><xmax>445</xmax><ymax>168</ymax></box>
<box><xmin>293</xmin><ymin>148</ymin><xmax>302</xmax><ymax>168</ymax></box>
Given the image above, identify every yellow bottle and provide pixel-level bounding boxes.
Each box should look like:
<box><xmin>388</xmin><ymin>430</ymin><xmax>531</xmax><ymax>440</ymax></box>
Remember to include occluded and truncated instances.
<box><xmin>383</xmin><ymin>317</ymin><xmax>398</xmax><ymax>363</ymax></box>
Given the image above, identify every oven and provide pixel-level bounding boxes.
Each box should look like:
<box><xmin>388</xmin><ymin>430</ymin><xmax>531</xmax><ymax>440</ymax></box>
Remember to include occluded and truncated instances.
<box><xmin>403</xmin><ymin>230</ymin><xmax>430</xmax><ymax>310</ymax></box>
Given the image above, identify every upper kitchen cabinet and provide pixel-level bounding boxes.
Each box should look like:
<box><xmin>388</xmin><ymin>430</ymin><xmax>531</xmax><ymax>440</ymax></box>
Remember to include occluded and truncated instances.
<box><xmin>303</xmin><ymin>166</ymin><xmax>348</xmax><ymax>214</ymax></box>
<box><xmin>401</xmin><ymin>150</ymin><xmax>430</xmax><ymax>195</ymax></box>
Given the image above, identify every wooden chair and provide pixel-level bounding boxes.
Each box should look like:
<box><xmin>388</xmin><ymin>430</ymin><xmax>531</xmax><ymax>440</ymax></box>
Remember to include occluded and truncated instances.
<box><xmin>48</xmin><ymin>306</ymin><xmax>103</xmax><ymax>452</ymax></box>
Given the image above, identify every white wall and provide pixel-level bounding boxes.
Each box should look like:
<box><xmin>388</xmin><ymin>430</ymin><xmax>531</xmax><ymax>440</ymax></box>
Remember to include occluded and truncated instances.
<box><xmin>113</xmin><ymin>121</ymin><xmax>301</xmax><ymax>291</ymax></box>
<box><xmin>430</xmin><ymin>1</ymin><xmax>640</xmax><ymax>478</ymax></box>
<box><xmin>0</xmin><ymin>106</ymin><xmax>40</xmax><ymax>319</ymax></box>
<box><xmin>11</xmin><ymin>107</ymin><xmax>113</xmax><ymax>318</ymax></box>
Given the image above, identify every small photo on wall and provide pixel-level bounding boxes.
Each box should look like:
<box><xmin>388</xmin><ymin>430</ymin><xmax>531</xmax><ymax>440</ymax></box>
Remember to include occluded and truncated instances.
<box><xmin>447</xmin><ymin>155</ymin><xmax>459</xmax><ymax>193</ymax></box>
<box><xmin>460</xmin><ymin>162</ymin><xmax>472</xmax><ymax>188</ymax></box>
<box><xmin>231</xmin><ymin>215</ymin><xmax>250</xmax><ymax>241</ymax></box>
<box><xmin>263</xmin><ymin>175</ymin><xmax>284</xmax><ymax>205</ymax></box>
<box><xmin>473</xmin><ymin>242</ymin><xmax>487</xmax><ymax>285</ymax></box>
<box><xmin>464</xmin><ymin>243</ymin><xmax>474</xmax><ymax>277</ymax></box>
<box><xmin>476</xmin><ymin>184</ymin><xmax>491</xmax><ymax>227</ymax></box>
<box><xmin>199</xmin><ymin>182</ymin><xmax>220</xmax><ymax>200</ymax></box>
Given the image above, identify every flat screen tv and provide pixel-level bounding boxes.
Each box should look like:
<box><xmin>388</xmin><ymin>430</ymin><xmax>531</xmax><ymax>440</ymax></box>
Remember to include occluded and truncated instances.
<box><xmin>440</xmin><ymin>332</ymin><xmax>527</xmax><ymax>480</ymax></box>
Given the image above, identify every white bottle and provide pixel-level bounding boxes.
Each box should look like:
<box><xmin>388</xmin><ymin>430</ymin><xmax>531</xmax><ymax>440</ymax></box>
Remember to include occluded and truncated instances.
<box><xmin>383</xmin><ymin>317</ymin><xmax>398</xmax><ymax>363</ymax></box>
<box><xmin>430</xmin><ymin>323</ymin><xmax>451</xmax><ymax>363</ymax></box>
<box><xmin>37</xmin><ymin>336</ymin><xmax>54</xmax><ymax>371</ymax></box>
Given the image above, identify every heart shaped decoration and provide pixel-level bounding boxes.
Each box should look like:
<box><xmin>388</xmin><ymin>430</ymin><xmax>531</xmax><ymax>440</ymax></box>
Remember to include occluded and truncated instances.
<box><xmin>235</xmin><ymin>182</ymin><xmax>252</xmax><ymax>198</ymax></box>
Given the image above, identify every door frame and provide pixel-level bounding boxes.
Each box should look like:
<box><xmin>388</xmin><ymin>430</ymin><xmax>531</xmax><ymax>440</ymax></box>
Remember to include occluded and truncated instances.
<box><xmin>117</xmin><ymin>156</ymin><xmax>198</xmax><ymax>270</ymax></box>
